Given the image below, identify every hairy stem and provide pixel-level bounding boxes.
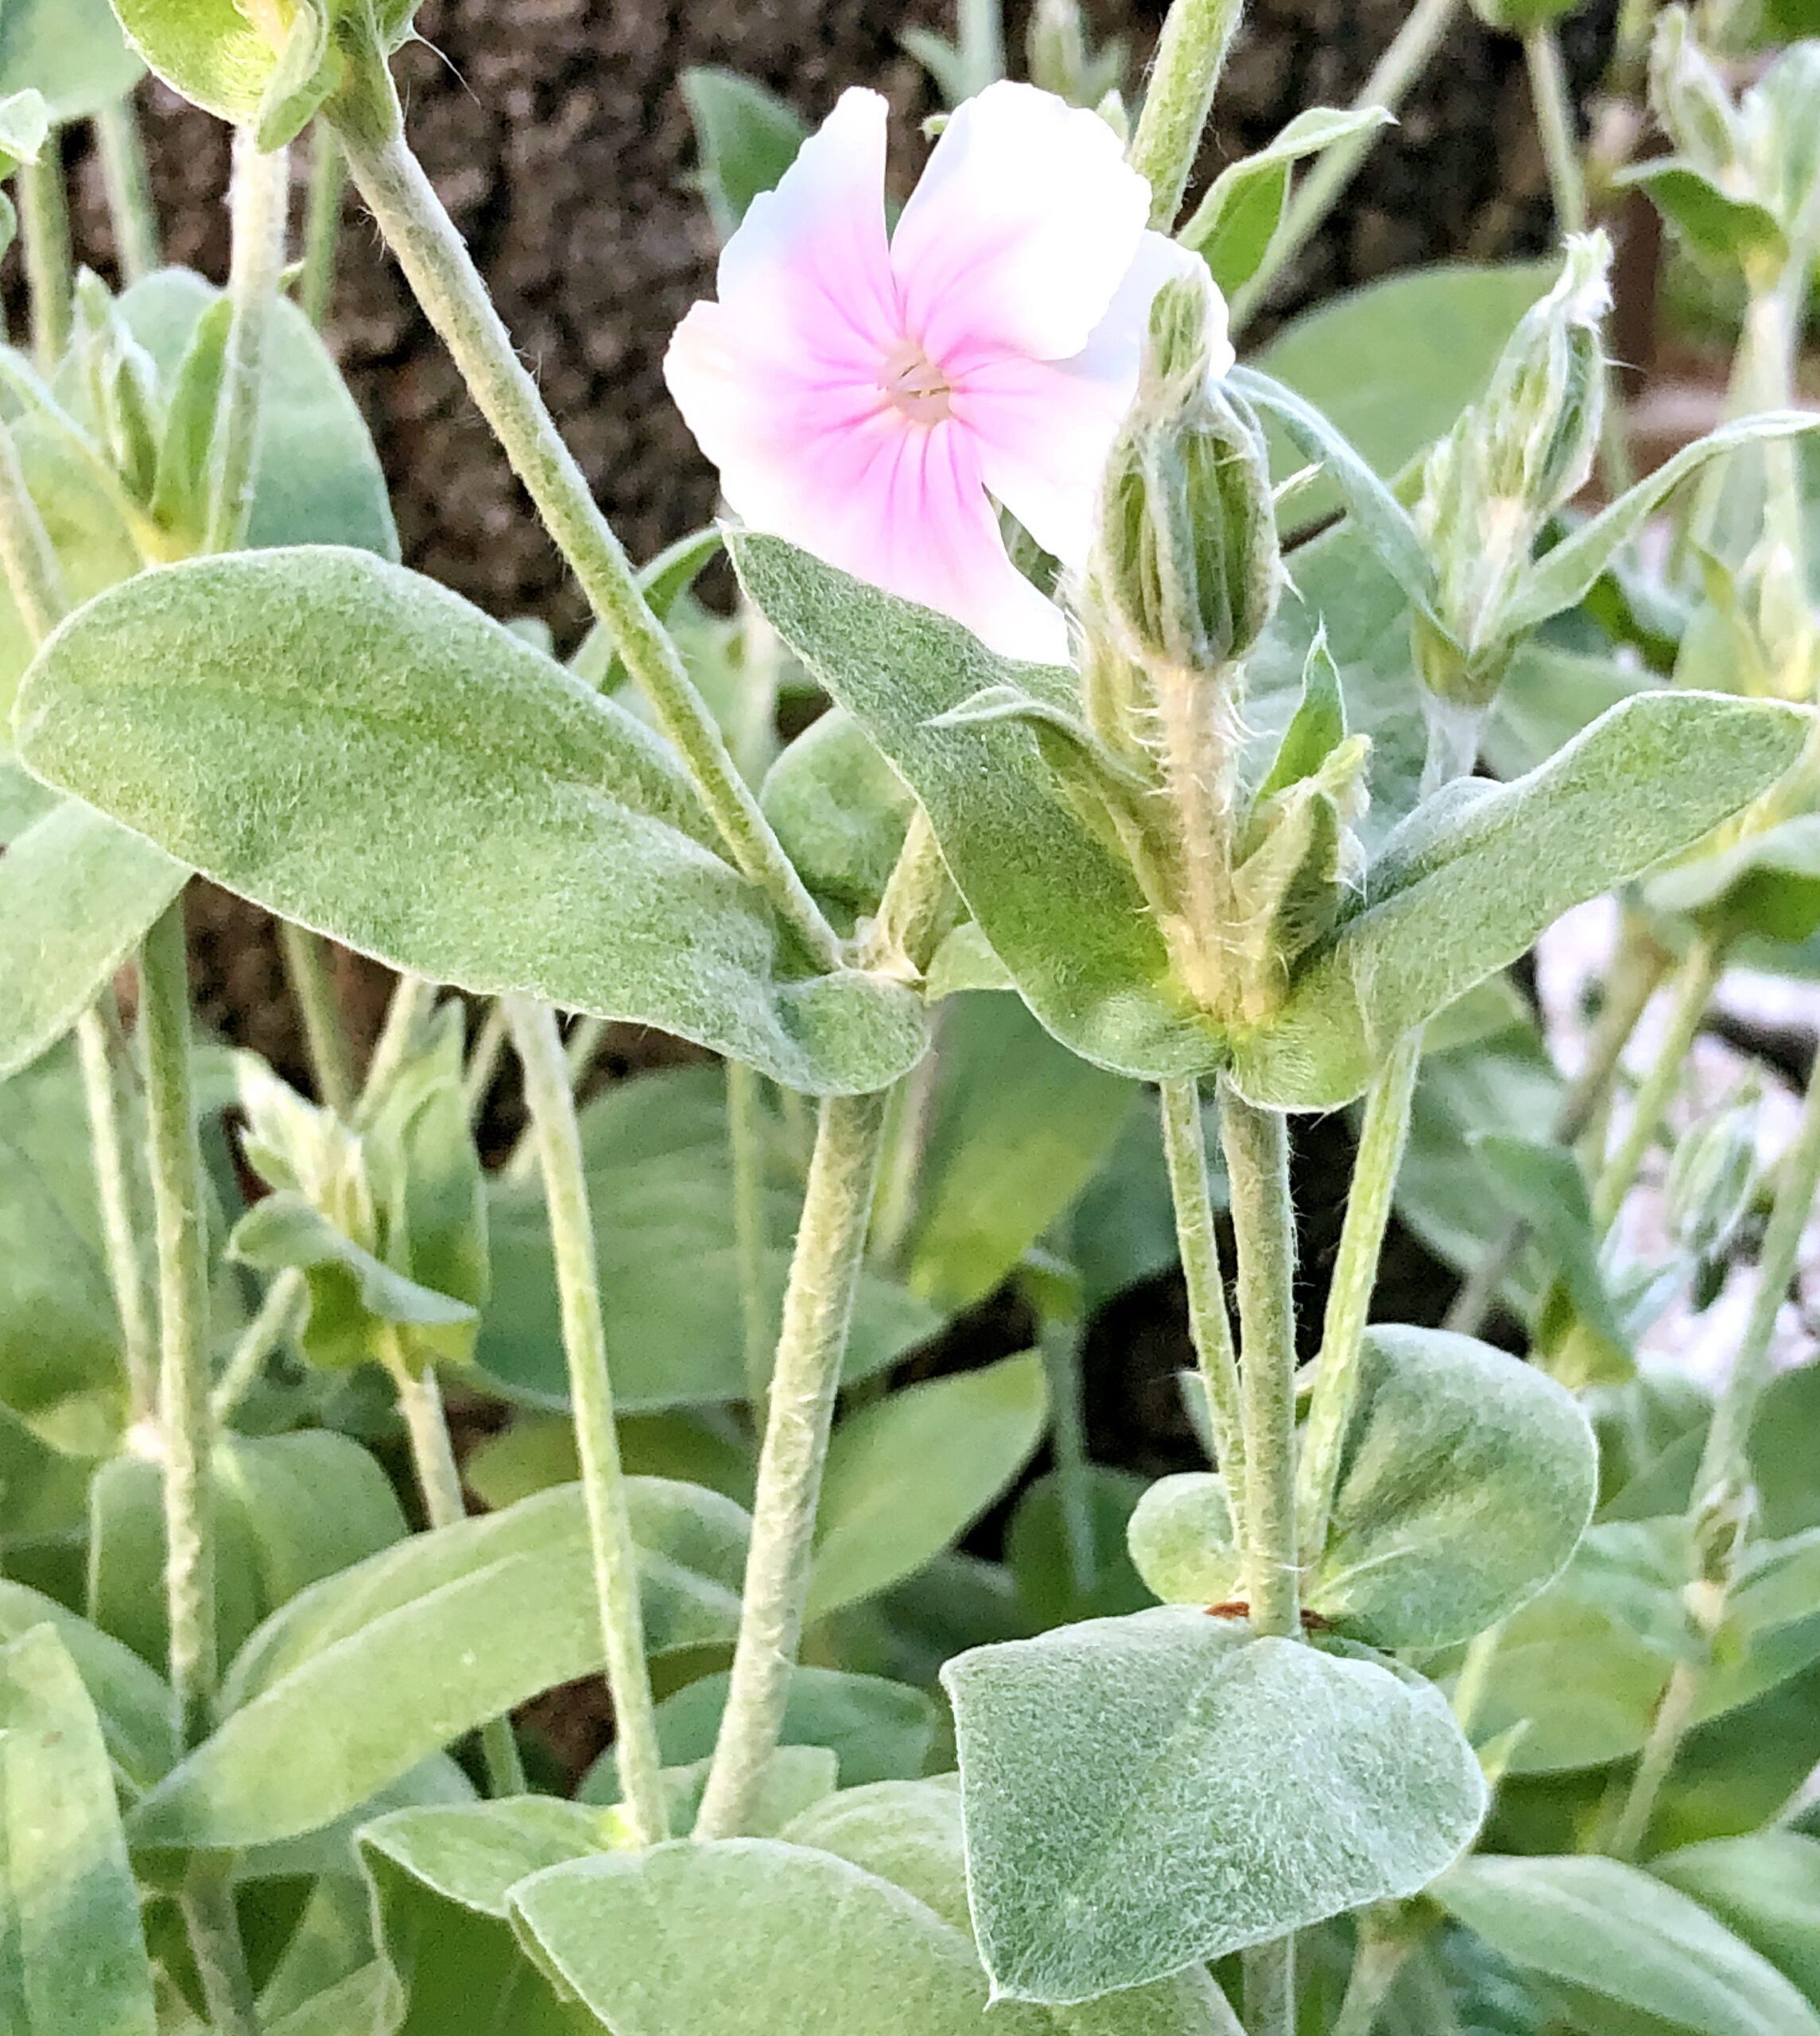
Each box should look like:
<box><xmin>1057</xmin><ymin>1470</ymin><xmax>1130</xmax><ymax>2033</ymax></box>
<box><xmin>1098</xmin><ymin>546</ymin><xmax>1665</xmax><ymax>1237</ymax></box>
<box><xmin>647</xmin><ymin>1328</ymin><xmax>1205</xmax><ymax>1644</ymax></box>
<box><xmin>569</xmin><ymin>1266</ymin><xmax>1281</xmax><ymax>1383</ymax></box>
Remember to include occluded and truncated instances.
<box><xmin>1230</xmin><ymin>0</ymin><xmax>1460</xmax><ymax>331</ymax></box>
<box><xmin>1445</xmin><ymin>924</ymin><xmax>1667</xmax><ymax>1335</ymax></box>
<box><xmin>278</xmin><ymin>920</ymin><xmax>355</xmax><ymax>1117</ymax></box>
<box><xmin>1159</xmin><ymin>1076</ymin><xmax>1246</xmax><ymax>1516</ymax></box>
<box><xmin>77</xmin><ymin>1002</ymin><xmax>157</xmax><ymax>1426</ymax></box>
<box><xmin>382</xmin><ymin>1335</ymin><xmax>527</xmax><ymax>1796</ymax></box>
<box><xmin>209</xmin><ymin>1268</ymin><xmax>305</xmax><ymax>1425</ymax></box>
<box><xmin>94</xmin><ymin>97</ymin><xmax>161</xmax><ymax>286</ymax></box>
<box><xmin>1523</xmin><ymin>25</ymin><xmax>1585</xmax><ymax>236</ymax></box>
<box><xmin>1126</xmin><ymin>0</ymin><xmax>1247</xmax><ymax>227</ymax></box>
<box><xmin>727</xmin><ymin>1060</ymin><xmax>777</xmax><ymax>1407</ymax></box>
<box><xmin>1040</xmin><ymin>1318</ymin><xmax>1099</xmax><ymax>1599</ymax></box>
<box><xmin>18</xmin><ymin>149</ymin><xmax>72</xmax><ymax>372</ymax></box>
<box><xmin>1297</xmin><ymin>1031</ymin><xmax>1419</xmax><ymax>1557</ymax></box>
<box><xmin>463</xmin><ymin>1001</ymin><xmax>510</xmax><ymax>1125</ymax></box>
<box><xmin>204</xmin><ymin>134</ymin><xmax>290</xmax><ymax>557</ymax></box>
<box><xmin>142</xmin><ymin>900</ymin><xmax>215</xmax><ymax>1746</ymax></box>
<box><xmin>179</xmin><ymin>1857</ymin><xmax>263</xmax><ymax>2036</ymax></box>
<box><xmin>1217</xmin><ymin>1078</ymin><xmax>1299</xmax><ymax>1638</ymax></box>
<box><xmin>1244</xmin><ymin>1936</ymin><xmax>1297</xmax><ymax>2036</ymax></box>
<box><xmin>331</xmin><ymin>103</ymin><xmax>841</xmax><ymax>970</ymax></box>
<box><xmin>506</xmin><ymin>997</ymin><xmax>669</xmax><ymax>1845</ymax></box>
<box><xmin>1331</xmin><ymin>1917</ymin><xmax>1417</xmax><ymax>2036</ymax></box>
<box><xmin>694</xmin><ymin>1088</ymin><xmax>891</xmax><ymax>1839</ymax></box>
<box><xmin>300</xmin><ymin>122</ymin><xmax>347</xmax><ymax>328</ymax></box>
<box><xmin>361</xmin><ymin>973</ymin><xmax>434</xmax><ymax>1113</ymax></box>
<box><xmin>1591</xmin><ymin>929</ymin><xmax>1725</xmax><ymax>1234</ymax></box>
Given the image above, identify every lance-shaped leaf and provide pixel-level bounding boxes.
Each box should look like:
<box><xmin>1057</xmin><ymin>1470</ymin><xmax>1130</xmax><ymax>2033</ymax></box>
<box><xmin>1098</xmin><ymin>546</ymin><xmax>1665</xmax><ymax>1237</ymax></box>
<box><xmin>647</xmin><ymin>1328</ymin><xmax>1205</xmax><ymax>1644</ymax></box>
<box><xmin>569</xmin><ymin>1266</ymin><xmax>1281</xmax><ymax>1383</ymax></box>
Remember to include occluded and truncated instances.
<box><xmin>733</xmin><ymin>531</ymin><xmax>1226</xmax><ymax>1082</ymax></box>
<box><xmin>130</xmin><ymin>1480</ymin><xmax>748</xmax><ymax>1850</ymax></box>
<box><xmin>681</xmin><ymin>68</ymin><xmax>809</xmax><ymax>241</ymax></box>
<box><xmin>1231</xmin><ymin>690</ymin><xmax>1806</xmax><ymax>1108</ymax></box>
<box><xmin>0</xmin><ymin>1626</ymin><xmax>157</xmax><ymax>2036</ymax></box>
<box><xmin>1501</xmin><ymin>414</ymin><xmax>1820</xmax><ymax>638</ymax></box>
<box><xmin>0</xmin><ymin>798</ymin><xmax>186</xmax><ymax>1079</ymax></box>
<box><xmin>12</xmin><ymin>546</ymin><xmax>926</xmax><ymax>1097</ymax></box>
<box><xmin>943</xmin><ymin>1607</ymin><xmax>1486</xmax><ymax>2002</ymax></box>
<box><xmin>1435</xmin><ymin>1854</ymin><xmax>1820</xmax><ymax>2036</ymax></box>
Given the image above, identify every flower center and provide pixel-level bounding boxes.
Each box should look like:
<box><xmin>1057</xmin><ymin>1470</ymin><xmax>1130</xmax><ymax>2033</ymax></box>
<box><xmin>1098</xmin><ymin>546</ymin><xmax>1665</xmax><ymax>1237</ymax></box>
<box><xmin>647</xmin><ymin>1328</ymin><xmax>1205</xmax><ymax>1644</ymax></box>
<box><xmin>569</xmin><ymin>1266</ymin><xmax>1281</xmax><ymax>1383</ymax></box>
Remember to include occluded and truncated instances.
<box><xmin>879</xmin><ymin>340</ymin><xmax>953</xmax><ymax>425</ymax></box>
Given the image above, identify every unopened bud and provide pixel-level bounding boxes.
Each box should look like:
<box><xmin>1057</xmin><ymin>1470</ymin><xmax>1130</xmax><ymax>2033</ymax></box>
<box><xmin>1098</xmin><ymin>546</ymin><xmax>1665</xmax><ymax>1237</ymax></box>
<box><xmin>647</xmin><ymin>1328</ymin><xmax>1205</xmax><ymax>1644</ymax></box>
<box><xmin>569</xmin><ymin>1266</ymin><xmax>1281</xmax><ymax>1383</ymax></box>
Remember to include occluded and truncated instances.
<box><xmin>1089</xmin><ymin>274</ymin><xmax>1278</xmax><ymax>680</ymax></box>
<box><xmin>1667</xmin><ymin>1073</ymin><xmax>1766</xmax><ymax>1265</ymax></box>
<box><xmin>1413</xmin><ymin>233</ymin><xmax>1611</xmax><ymax>705</ymax></box>
<box><xmin>1650</xmin><ymin>10</ymin><xmax>1744</xmax><ymax>181</ymax></box>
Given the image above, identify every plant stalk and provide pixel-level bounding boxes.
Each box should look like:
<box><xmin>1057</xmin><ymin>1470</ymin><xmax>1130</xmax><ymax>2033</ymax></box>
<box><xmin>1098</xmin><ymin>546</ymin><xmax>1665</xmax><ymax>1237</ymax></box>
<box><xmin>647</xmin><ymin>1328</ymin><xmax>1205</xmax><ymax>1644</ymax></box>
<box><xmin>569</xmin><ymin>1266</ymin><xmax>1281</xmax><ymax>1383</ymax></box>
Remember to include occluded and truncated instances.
<box><xmin>94</xmin><ymin>96</ymin><xmax>161</xmax><ymax>286</ymax></box>
<box><xmin>1591</xmin><ymin>929</ymin><xmax>1725</xmax><ymax>1234</ymax></box>
<box><xmin>506</xmin><ymin>997</ymin><xmax>669</xmax><ymax>1845</ymax></box>
<box><xmin>693</xmin><ymin>1086</ymin><xmax>892</xmax><ymax>1839</ymax></box>
<box><xmin>1126</xmin><ymin>0</ymin><xmax>1247</xmax><ymax>227</ymax></box>
<box><xmin>77</xmin><ymin>1002</ymin><xmax>157</xmax><ymax>1425</ymax></box>
<box><xmin>209</xmin><ymin>1268</ymin><xmax>305</xmax><ymax>1425</ymax></box>
<box><xmin>1523</xmin><ymin>25</ymin><xmax>1586</xmax><ymax>236</ymax></box>
<box><xmin>179</xmin><ymin>1856</ymin><xmax>262</xmax><ymax>2036</ymax></box>
<box><xmin>727</xmin><ymin>1060</ymin><xmax>777</xmax><ymax>1408</ymax></box>
<box><xmin>0</xmin><ymin>417</ymin><xmax>69</xmax><ymax>640</ymax></box>
<box><xmin>277</xmin><ymin>920</ymin><xmax>355</xmax><ymax>1117</ymax></box>
<box><xmin>1040</xmin><ymin>1317</ymin><xmax>1099</xmax><ymax>1599</ymax></box>
<box><xmin>17</xmin><ymin>146</ymin><xmax>73</xmax><ymax>371</ymax></box>
<box><xmin>203</xmin><ymin>133</ymin><xmax>290</xmax><ymax>557</ymax></box>
<box><xmin>1297</xmin><ymin>1030</ymin><xmax>1420</xmax><ymax>1558</ymax></box>
<box><xmin>1217</xmin><ymin>1078</ymin><xmax>1300</xmax><ymax>1638</ymax></box>
<box><xmin>1229</xmin><ymin>0</ymin><xmax>1461</xmax><ymax>332</ymax></box>
<box><xmin>380</xmin><ymin>1331</ymin><xmax>526</xmax><ymax>1796</ymax></box>
<box><xmin>331</xmin><ymin>103</ymin><xmax>842</xmax><ymax>972</ymax></box>
<box><xmin>1445</xmin><ymin>923</ymin><xmax>1667</xmax><ymax>1335</ymax></box>
<box><xmin>361</xmin><ymin>973</ymin><xmax>434</xmax><ymax>1114</ymax></box>
<box><xmin>300</xmin><ymin>122</ymin><xmax>347</xmax><ymax>328</ymax></box>
<box><xmin>1159</xmin><ymin>1075</ymin><xmax>1246</xmax><ymax>1516</ymax></box>
<box><xmin>463</xmin><ymin>1000</ymin><xmax>510</xmax><ymax>1124</ymax></box>
<box><xmin>1244</xmin><ymin>1936</ymin><xmax>1298</xmax><ymax>2036</ymax></box>
<box><xmin>142</xmin><ymin>899</ymin><xmax>216</xmax><ymax>1747</ymax></box>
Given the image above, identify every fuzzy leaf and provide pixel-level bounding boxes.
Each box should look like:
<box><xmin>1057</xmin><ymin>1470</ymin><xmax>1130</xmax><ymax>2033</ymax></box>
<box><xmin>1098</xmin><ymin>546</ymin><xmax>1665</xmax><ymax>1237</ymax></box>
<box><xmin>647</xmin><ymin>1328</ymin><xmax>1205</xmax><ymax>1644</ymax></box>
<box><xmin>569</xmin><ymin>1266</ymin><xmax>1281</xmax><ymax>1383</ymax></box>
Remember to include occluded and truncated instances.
<box><xmin>944</xmin><ymin>1607</ymin><xmax>1485</xmax><ymax>2001</ymax></box>
<box><xmin>1232</xmin><ymin>692</ymin><xmax>1806</xmax><ymax>1108</ymax></box>
<box><xmin>0</xmin><ymin>0</ymin><xmax>143</xmax><ymax>122</ymax></box>
<box><xmin>733</xmin><ymin>531</ymin><xmax>1226</xmax><ymax>1081</ymax></box>
<box><xmin>0</xmin><ymin>798</ymin><xmax>185</xmax><ymax>1080</ymax></box>
<box><xmin>681</xmin><ymin>68</ymin><xmax>809</xmax><ymax>240</ymax></box>
<box><xmin>0</xmin><ymin>1626</ymin><xmax>157</xmax><ymax>2036</ymax></box>
<box><xmin>13</xmin><ymin>546</ymin><xmax>926</xmax><ymax>1096</ymax></box>
<box><xmin>1437</xmin><ymin>1854</ymin><xmax>1820</xmax><ymax>2036</ymax></box>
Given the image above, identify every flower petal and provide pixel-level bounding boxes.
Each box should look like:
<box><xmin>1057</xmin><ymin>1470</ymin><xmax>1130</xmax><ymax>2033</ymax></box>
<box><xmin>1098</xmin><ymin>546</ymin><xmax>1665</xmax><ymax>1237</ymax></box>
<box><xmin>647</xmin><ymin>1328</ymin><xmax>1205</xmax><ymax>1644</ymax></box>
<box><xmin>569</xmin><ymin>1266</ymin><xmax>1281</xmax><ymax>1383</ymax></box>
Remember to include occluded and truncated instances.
<box><xmin>957</xmin><ymin>233</ymin><xmax>1221</xmax><ymax>568</ymax></box>
<box><xmin>715</xmin><ymin>86</ymin><xmax>900</xmax><ymax>374</ymax></box>
<box><xmin>891</xmin><ymin>81</ymin><xmax>1151</xmax><ymax>370</ymax></box>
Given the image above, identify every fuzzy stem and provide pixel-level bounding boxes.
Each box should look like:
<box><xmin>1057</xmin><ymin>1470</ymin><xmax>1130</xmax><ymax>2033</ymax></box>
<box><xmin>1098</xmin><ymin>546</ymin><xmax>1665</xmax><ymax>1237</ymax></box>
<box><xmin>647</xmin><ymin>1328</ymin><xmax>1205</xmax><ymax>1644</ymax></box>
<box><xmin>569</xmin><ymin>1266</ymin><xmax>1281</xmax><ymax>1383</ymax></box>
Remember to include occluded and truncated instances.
<box><xmin>77</xmin><ymin>1003</ymin><xmax>157</xmax><ymax>1425</ymax></box>
<box><xmin>1229</xmin><ymin>0</ymin><xmax>1460</xmax><ymax>332</ymax></box>
<box><xmin>179</xmin><ymin>1858</ymin><xmax>262</xmax><ymax>2036</ymax></box>
<box><xmin>203</xmin><ymin>134</ymin><xmax>290</xmax><ymax>557</ymax></box>
<box><xmin>504</xmin><ymin>1012</ymin><xmax>611</xmax><ymax>1182</ymax></box>
<box><xmin>382</xmin><ymin>1335</ymin><xmax>526</xmax><ymax>1796</ymax></box>
<box><xmin>277</xmin><ymin>921</ymin><xmax>355</xmax><ymax>1117</ymax></box>
<box><xmin>1591</xmin><ymin>930</ymin><xmax>1725</xmax><ymax>1234</ymax></box>
<box><xmin>1297</xmin><ymin>1031</ymin><xmax>1419</xmax><ymax>1558</ymax></box>
<box><xmin>361</xmin><ymin>973</ymin><xmax>434</xmax><ymax>1112</ymax></box>
<box><xmin>957</xmin><ymin>0</ymin><xmax>1007</xmax><ymax>98</ymax></box>
<box><xmin>1605</xmin><ymin>1657</ymin><xmax>1699</xmax><ymax>1861</ymax></box>
<box><xmin>1159</xmin><ymin>1076</ymin><xmax>1246</xmax><ymax>1514</ymax></box>
<box><xmin>1217</xmin><ymin>1078</ymin><xmax>1299</xmax><ymax>1638</ymax></box>
<box><xmin>1244</xmin><ymin>1937</ymin><xmax>1297</xmax><ymax>2036</ymax></box>
<box><xmin>142</xmin><ymin>900</ymin><xmax>215</xmax><ymax>1747</ymax></box>
<box><xmin>462</xmin><ymin>1001</ymin><xmax>510</xmax><ymax>1125</ymax></box>
<box><xmin>1126</xmin><ymin>0</ymin><xmax>1247</xmax><ymax>227</ymax></box>
<box><xmin>506</xmin><ymin>997</ymin><xmax>669</xmax><ymax>1844</ymax></box>
<box><xmin>331</xmin><ymin>104</ymin><xmax>841</xmax><ymax>972</ymax></box>
<box><xmin>93</xmin><ymin>97</ymin><xmax>161</xmax><ymax>286</ymax></box>
<box><xmin>209</xmin><ymin>1268</ymin><xmax>305</xmax><ymax>1425</ymax></box>
<box><xmin>1445</xmin><ymin>926</ymin><xmax>1667</xmax><ymax>1335</ymax></box>
<box><xmin>728</xmin><ymin>1060</ymin><xmax>777</xmax><ymax>1408</ymax></box>
<box><xmin>1331</xmin><ymin>1919</ymin><xmax>1416</xmax><ymax>2036</ymax></box>
<box><xmin>693</xmin><ymin>1088</ymin><xmax>891</xmax><ymax>1839</ymax></box>
<box><xmin>18</xmin><ymin>148</ymin><xmax>72</xmax><ymax>371</ymax></box>
<box><xmin>1523</xmin><ymin>25</ymin><xmax>1586</xmax><ymax>236</ymax></box>
<box><xmin>300</xmin><ymin>122</ymin><xmax>347</xmax><ymax>328</ymax></box>
<box><xmin>1040</xmin><ymin>1319</ymin><xmax>1098</xmax><ymax>1599</ymax></box>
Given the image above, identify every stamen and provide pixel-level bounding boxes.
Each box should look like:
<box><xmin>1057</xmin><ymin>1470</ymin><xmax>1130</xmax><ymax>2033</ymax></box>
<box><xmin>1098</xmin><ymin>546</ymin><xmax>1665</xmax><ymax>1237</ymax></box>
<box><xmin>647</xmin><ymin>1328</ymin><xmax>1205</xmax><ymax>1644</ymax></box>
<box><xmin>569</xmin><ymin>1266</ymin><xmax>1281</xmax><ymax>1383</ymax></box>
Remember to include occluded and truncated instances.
<box><xmin>879</xmin><ymin>339</ymin><xmax>953</xmax><ymax>425</ymax></box>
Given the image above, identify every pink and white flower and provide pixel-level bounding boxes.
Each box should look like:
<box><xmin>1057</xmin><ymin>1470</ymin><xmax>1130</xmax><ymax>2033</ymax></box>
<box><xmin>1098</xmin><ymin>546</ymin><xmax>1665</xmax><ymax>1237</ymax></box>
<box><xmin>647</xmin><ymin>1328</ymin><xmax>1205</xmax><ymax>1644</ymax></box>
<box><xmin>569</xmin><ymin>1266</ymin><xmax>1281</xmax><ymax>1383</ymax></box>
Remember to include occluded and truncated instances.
<box><xmin>664</xmin><ymin>80</ymin><xmax>1231</xmax><ymax>665</ymax></box>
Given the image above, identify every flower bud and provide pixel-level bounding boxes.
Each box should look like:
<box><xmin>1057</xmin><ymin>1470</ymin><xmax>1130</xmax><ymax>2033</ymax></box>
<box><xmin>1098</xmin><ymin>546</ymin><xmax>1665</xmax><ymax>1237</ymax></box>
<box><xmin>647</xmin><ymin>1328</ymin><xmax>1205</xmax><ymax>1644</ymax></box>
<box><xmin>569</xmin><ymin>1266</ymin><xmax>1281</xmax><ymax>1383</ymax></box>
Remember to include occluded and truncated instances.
<box><xmin>1088</xmin><ymin>274</ymin><xmax>1279</xmax><ymax>682</ymax></box>
<box><xmin>1650</xmin><ymin>9</ymin><xmax>1743</xmax><ymax>182</ymax></box>
<box><xmin>1412</xmin><ymin>232</ymin><xmax>1611</xmax><ymax>705</ymax></box>
<box><xmin>1667</xmin><ymin>1073</ymin><xmax>1767</xmax><ymax>1268</ymax></box>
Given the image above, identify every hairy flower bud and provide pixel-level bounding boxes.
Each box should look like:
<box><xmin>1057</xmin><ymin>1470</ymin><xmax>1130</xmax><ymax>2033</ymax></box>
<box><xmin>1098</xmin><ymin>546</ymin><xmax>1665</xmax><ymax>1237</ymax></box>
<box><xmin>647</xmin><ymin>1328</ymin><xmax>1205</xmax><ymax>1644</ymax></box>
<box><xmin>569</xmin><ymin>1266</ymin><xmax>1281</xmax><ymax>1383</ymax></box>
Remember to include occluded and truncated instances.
<box><xmin>1413</xmin><ymin>232</ymin><xmax>1612</xmax><ymax>705</ymax></box>
<box><xmin>1088</xmin><ymin>274</ymin><xmax>1281</xmax><ymax>682</ymax></box>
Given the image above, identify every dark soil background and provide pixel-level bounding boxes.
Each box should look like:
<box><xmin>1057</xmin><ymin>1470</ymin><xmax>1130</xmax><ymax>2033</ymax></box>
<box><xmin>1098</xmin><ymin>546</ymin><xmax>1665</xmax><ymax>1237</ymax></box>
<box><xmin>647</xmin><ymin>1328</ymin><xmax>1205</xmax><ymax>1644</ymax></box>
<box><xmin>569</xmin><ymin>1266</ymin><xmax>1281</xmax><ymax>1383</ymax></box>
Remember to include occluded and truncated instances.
<box><xmin>26</xmin><ymin>0</ymin><xmax>1614</xmax><ymax>1501</ymax></box>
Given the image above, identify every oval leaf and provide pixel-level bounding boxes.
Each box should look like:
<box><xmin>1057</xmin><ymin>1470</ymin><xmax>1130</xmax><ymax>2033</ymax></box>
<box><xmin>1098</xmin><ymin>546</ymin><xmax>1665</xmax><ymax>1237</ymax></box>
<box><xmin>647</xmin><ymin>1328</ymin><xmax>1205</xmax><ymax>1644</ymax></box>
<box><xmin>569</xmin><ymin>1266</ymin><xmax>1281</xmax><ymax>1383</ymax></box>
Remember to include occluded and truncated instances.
<box><xmin>942</xmin><ymin>1606</ymin><xmax>1486</xmax><ymax>2002</ymax></box>
<box><xmin>12</xmin><ymin>547</ymin><xmax>927</xmax><ymax>1097</ymax></box>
